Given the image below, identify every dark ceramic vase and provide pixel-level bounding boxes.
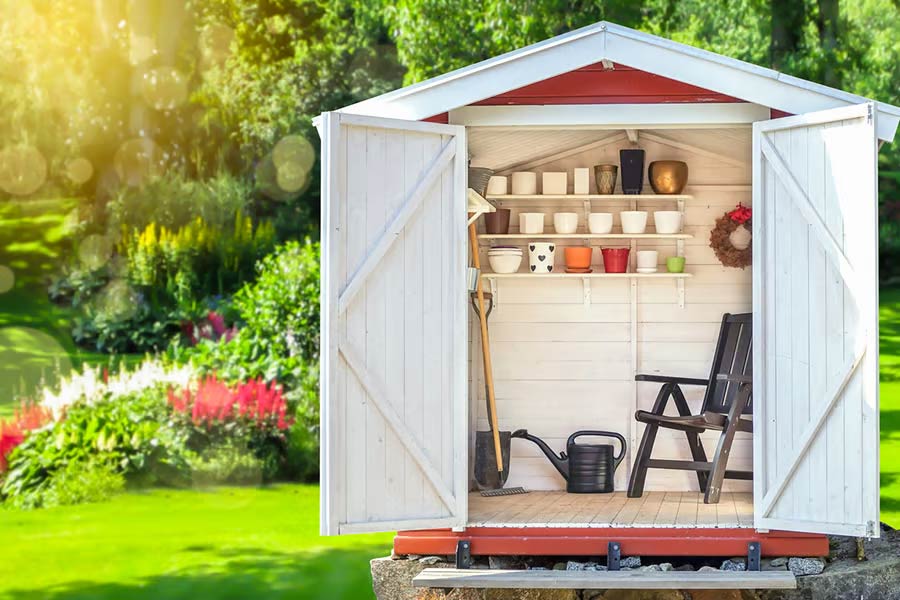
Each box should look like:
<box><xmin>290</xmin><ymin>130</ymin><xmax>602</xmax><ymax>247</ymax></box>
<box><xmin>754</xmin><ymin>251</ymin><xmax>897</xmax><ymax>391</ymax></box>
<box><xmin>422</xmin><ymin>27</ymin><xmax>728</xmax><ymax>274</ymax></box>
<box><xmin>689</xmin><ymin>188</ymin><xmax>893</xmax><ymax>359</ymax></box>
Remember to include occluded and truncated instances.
<box><xmin>619</xmin><ymin>149</ymin><xmax>645</xmax><ymax>194</ymax></box>
<box><xmin>484</xmin><ymin>208</ymin><xmax>511</xmax><ymax>234</ymax></box>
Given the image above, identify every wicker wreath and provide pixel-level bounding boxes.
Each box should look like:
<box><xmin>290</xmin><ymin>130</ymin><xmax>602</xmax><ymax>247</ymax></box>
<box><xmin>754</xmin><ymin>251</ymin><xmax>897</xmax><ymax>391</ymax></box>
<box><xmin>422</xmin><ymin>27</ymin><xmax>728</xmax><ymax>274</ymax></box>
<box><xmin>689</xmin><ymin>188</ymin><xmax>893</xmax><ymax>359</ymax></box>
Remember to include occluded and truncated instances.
<box><xmin>709</xmin><ymin>204</ymin><xmax>752</xmax><ymax>269</ymax></box>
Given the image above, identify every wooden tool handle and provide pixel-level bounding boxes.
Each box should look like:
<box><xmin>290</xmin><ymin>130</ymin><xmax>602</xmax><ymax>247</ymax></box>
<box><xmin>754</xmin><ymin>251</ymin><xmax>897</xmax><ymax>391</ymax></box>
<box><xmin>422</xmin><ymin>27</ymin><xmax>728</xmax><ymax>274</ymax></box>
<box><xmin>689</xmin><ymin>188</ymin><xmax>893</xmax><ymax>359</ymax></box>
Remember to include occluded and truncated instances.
<box><xmin>468</xmin><ymin>218</ymin><xmax>504</xmax><ymax>473</ymax></box>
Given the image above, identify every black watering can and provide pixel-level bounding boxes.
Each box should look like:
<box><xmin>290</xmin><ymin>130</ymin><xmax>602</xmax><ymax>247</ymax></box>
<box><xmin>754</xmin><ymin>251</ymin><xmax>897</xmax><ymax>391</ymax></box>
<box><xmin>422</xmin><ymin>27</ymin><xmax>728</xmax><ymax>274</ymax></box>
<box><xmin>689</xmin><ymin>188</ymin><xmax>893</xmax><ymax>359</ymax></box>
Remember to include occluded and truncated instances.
<box><xmin>511</xmin><ymin>429</ymin><xmax>626</xmax><ymax>493</ymax></box>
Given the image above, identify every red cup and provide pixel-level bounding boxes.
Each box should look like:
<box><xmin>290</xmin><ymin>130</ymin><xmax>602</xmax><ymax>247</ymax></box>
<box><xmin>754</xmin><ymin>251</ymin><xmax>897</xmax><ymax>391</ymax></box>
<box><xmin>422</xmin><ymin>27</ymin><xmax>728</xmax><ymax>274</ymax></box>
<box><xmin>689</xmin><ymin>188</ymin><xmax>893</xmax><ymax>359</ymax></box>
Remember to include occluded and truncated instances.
<box><xmin>601</xmin><ymin>247</ymin><xmax>630</xmax><ymax>273</ymax></box>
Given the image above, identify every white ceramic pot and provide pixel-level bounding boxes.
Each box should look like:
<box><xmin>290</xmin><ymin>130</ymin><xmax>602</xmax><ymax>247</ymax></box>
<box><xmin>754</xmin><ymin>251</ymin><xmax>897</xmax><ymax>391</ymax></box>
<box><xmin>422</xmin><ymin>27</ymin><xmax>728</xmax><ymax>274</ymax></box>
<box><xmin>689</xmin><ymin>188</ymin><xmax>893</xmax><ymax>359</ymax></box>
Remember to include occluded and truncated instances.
<box><xmin>519</xmin><ymin>212</ymin><xmax>545</xmax><ymax>234</ymax></box>
<box><xmin>542</xmin><ymin>172</ymin><xmax>567</xmax><ymax>195</ymax></box>
<box><xmin>588</xmin><ymin>213</ymin><xmax>614</xmax><ymax>234</ymax></box>
<box><xmin>528</xmin><ymin>242</ymin><xmax>556</xmax><ymax>274</ymax></box>
<box><xmin>636</xmin><ymin>250</ymin><xmax>658</xmax><ymax>272</ymax></box>
<box><xmin>488</xmin><ymin>252</ymin><xmax>523</xmax><ymax>274</ymax></box>
<box><xmin>511</xmin><ymin>172</ymin><xmax>538</xmax><ymax>195</ymax></box>
<box><xmin>553</xmin><ymin>212</ymin><xmax>579</xmax><ymax>234</ymax></box>
<box><xmin>573</xmin><ymin>168</ymin><xmax>590</xmax><ymax>195</ymax></box>
<box><xmin>620</xmin><ymin>211</ymin><xmax>648</xmax><ymax>234</ymax></box>
<box><xmin>654</xmin><ymin>211</ymin><xmax>683</xmax><ymax>234</ymax></box>
<box><xmin>486</xmin><ymin>176</ymin><xmax>508</xmax><ymax>196</ymax></box>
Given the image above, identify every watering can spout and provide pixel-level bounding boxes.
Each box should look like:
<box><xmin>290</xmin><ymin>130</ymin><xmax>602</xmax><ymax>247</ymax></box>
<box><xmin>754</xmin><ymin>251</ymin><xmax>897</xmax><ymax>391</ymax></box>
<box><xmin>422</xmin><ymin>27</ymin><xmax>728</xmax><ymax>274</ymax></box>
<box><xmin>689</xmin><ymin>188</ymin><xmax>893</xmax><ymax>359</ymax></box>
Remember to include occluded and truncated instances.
<box><xmin>511</xmin><ymin>429</ymin><xmax>569</xmax><ymax>480</ymax></box>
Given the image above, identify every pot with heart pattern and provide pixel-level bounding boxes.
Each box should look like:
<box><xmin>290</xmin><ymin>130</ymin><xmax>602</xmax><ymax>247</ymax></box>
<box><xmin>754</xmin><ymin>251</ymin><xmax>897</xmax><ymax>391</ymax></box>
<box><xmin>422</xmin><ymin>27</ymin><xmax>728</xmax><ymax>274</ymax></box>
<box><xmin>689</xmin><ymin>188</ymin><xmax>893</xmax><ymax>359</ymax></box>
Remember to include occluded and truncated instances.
<box><xmin>528</xmin><ymin>242</ymin><xmax>556</xmax><ymax>273</ymax></box>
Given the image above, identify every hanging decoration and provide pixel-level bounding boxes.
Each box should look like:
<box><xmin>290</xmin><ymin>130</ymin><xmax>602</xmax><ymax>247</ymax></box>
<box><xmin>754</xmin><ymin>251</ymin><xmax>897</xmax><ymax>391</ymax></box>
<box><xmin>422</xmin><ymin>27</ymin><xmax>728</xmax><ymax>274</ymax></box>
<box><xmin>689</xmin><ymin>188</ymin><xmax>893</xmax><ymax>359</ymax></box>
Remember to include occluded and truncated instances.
<box><xmin>709</xmin><ymin>203</ymin><xmax>752</xmax><ymax>268</ymax></box>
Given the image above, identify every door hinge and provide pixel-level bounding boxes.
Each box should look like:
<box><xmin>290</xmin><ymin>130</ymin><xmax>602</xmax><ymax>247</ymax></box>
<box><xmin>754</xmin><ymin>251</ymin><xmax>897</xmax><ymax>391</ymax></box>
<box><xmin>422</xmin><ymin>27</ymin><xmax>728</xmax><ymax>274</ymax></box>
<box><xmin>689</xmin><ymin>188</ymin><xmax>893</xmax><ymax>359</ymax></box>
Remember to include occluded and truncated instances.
<box><xmin>867</xmin><ymin>104</ymin><xmax>874</xmax><ymax>125</ymax></box>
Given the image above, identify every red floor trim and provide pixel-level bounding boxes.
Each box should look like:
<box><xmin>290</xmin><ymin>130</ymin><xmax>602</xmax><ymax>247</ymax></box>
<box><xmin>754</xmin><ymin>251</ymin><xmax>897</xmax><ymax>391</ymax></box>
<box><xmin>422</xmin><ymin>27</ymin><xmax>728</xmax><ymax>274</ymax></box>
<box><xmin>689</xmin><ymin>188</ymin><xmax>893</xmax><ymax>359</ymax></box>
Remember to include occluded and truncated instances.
<box><xmin>394</xmin><ymin>527</ymin><xmax>828</xmax><ymax>558</ymax></box>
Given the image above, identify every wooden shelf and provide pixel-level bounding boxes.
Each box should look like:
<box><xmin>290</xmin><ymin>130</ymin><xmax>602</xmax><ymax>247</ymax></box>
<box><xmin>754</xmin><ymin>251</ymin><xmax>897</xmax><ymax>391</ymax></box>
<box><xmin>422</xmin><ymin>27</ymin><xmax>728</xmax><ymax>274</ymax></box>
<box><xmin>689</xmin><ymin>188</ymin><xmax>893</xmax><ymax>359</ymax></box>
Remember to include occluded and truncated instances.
<box><xmin>481</xmin><ymin>272</ymin><xmax>692</xmax><ymax>279</ymax></box>
<box><xmin>486</xmin><ymin>194</ymin><xmax>693</xmax><ymax>201</ymax></box>
<box><xmin>479</xmin><ymin>233</ymin><xmax>692</xmax><ymax>240</ymax></box>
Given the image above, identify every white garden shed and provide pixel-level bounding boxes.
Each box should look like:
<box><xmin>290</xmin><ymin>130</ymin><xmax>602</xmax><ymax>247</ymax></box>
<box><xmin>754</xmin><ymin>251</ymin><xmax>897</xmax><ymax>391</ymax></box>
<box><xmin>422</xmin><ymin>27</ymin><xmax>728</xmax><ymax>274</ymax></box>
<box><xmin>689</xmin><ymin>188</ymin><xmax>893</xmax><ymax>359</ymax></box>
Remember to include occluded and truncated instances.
<box><xmin>315</xmin><ymin>21</ymin><xmax>899</xmax><ymax>559</ymax></box>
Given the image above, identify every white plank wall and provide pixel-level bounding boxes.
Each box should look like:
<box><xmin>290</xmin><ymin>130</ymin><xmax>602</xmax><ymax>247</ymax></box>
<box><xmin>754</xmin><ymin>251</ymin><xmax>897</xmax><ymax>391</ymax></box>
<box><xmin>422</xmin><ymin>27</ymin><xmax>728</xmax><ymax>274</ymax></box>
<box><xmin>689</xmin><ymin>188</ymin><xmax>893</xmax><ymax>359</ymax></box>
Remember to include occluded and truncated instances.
<box><xmin>469</xmin><ymin>129</ymin><xmax>753</xmax><ymax>494</ymax></box>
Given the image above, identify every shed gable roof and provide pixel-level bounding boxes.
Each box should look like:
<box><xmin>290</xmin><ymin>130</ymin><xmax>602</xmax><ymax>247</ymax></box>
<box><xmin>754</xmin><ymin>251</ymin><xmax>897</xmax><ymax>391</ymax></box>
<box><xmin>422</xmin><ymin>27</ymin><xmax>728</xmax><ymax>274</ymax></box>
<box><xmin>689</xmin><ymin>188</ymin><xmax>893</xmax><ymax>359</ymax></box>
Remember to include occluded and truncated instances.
<box><xmin>336</xmin><ymin>22</ymin><xmax>899</xmax><ymax>142</ymax></box>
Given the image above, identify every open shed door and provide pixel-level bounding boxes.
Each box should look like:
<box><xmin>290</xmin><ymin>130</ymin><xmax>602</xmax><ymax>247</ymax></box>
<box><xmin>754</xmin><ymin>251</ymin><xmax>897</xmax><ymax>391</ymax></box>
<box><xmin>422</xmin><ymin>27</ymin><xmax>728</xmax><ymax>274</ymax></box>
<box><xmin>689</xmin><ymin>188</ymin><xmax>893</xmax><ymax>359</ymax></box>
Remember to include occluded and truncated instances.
<box><xmin>753</xmin><ymin>103</ymin><xmax>880</xmax><ymax>537</ymax></box>
<box><xmin>320</xmin><ymin>112</ymin><xmax>468</xmax><ymax>535</ymax></box>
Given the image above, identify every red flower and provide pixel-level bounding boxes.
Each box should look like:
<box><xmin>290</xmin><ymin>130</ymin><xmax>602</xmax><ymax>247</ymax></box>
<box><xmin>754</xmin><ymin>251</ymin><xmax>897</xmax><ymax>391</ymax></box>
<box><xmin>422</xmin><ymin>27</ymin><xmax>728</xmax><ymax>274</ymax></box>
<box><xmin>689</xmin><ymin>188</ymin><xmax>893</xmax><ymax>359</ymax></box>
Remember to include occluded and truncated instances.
<box><xmin>168</xmin><ymin>376</ymin><xmax>292</xmax><ymax>430</ymax></box>
<box><xmin>727</xmin><ymin>203</ymin><xmax>752</xmax><ymax>225</ymax></box>
<box><xmin>0</xmin><ymin>402</ymin><xmax>52</xmax><ymax>473</ymax></box>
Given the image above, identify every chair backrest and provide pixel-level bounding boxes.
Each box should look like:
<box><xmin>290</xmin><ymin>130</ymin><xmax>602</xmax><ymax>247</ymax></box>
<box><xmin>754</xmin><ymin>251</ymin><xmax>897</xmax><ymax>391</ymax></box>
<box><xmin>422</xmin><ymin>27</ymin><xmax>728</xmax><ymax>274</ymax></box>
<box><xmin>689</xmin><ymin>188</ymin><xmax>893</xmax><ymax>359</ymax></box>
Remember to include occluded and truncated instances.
<box><xmin>702</xmin><ymin>313</ymin><xmax>753</xmax><ymax>416</ymax></box>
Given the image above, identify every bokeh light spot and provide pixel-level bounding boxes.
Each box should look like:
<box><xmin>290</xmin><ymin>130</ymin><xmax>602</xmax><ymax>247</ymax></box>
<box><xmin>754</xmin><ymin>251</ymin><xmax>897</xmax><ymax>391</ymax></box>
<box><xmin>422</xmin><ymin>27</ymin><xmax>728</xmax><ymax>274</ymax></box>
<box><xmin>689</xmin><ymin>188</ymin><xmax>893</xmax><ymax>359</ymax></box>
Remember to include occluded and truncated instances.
<box><xmin>0</xmin><ymin>327</ymin><xmax>72</xmax><ymax>400</ymax></box>
<box><xmin>0</xmin><ymin>145</ymin><xmax>48</xmax><ymax>196</ymax></box>
<box><xmin>78</xmin><ymin>234</ymin><xmax>112</xmax><ymax>271</ymax></box>
<box><xmin>93</xmin><ymin>279</ymin><xmax>139</xmax><ymax>322</ymax></box>
<box><xmin>114</xmin><ymin>138</ymin><xmax>161</xmax><ymax>186</ymax></box>
<box><xmin>0</xmin><ymin>266</ymin><xmax>14</xmax><ymax>294</ymax></box>
<box><xmin>129</xmin><ymin>35</ymin><xmax>157</xmax><ymax>65</ymax></box>
<box><xmin>141</xmin><ymin>67</ymin><xmax>188</xmax><ymax>110</ymax></box>
<box><xmin>200</xmin><ymin>23</ymin><xmax>235</xmax><ymax>68</ymax></box>
<box><xmin>272</xmin><ymin>135</ymin><xmax>314</xmax><ymax>194</ymax></box>
<box><xmin>65</xmin><ymin>158</ymin><xmax>94</xmax><ymax>185</ymax></box>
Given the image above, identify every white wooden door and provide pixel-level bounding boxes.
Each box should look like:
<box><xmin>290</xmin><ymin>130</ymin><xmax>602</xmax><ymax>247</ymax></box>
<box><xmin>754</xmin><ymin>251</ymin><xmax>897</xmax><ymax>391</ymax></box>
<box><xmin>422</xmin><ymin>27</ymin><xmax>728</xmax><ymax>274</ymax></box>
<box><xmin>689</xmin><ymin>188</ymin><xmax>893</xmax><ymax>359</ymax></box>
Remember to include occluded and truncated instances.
<box><xmin>753</xmin><ymin>103</ymin><xmax>880</xmax><ymax>537</ymax></box>
<box><xmin>320</xmin><ymin>112</ymin><xmax>468</xmax><ymax>535</ymax></box>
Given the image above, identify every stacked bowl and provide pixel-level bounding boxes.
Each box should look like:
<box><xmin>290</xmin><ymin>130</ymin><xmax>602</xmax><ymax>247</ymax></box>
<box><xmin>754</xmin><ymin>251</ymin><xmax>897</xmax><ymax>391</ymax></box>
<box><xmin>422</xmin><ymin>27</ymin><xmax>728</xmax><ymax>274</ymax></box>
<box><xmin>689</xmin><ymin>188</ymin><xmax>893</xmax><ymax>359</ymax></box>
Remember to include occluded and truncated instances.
<box><xmin>488</xmin><ymin>246</ymin><xmax>523</xmax><ymax>274</ymax></box>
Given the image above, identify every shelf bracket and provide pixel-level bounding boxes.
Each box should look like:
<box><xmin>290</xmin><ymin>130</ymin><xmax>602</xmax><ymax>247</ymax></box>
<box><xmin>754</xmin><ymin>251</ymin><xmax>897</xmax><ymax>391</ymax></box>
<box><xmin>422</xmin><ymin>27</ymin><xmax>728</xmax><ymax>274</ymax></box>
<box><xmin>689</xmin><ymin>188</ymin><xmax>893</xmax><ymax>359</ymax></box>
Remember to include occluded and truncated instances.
<box><xmin>582</xmin><ymin>199</ymin><xmax>592</xmax><ymax>224</ymax></box>
<box><xmin>488</xmin><ymin>277</ymin><xmax>498</xmax><ymax>304</ymax></box>
<box><xmin>677</xmin><ymin>279</ymin><xmax>685</xmax><ymax>309</ymax></box>
<box><xmin>582</xmin><ymin>277</ymin><xmax>591</xmax><ymax>306</ymax></box>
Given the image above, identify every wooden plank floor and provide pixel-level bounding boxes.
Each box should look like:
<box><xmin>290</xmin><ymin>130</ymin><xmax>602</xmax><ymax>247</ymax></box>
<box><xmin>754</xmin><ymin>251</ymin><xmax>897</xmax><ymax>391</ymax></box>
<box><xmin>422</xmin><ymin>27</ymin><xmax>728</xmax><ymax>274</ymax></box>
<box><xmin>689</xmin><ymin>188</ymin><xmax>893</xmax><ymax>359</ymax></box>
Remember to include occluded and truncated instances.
<box><xmin>468</xmin><ymin>491</ymin><xmax>754</xmax><ymax>528</ymax></box>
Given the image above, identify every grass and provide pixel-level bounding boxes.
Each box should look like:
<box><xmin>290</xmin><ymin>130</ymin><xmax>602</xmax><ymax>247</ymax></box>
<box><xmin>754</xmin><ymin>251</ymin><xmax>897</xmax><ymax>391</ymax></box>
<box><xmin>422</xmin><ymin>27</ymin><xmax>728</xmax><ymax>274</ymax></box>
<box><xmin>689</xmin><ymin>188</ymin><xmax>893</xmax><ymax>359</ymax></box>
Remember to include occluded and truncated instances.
<box><xmin>0</xmin><ymin>198</ymin><xmax>137</xmax><ymax>417</ymax></box>
<box><xmin>880</xmin><ymin>287</ymin><xmax>900</xmax><ymax>525</ymax></box>
<box><xmin>0</xmin><ymin>485</ymin><xmax>392</xmax><ymax>599</ymax></box>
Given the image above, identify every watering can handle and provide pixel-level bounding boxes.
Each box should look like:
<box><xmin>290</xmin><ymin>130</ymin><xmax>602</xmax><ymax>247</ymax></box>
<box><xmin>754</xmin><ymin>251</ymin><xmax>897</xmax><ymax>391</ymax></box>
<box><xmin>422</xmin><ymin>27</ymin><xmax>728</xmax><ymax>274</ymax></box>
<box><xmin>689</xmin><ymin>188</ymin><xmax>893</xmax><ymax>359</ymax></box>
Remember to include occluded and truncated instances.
<box><xmin>567</xmin><ymin>430</ymin><xmax>627</xmax><ymax>468</ymax></box>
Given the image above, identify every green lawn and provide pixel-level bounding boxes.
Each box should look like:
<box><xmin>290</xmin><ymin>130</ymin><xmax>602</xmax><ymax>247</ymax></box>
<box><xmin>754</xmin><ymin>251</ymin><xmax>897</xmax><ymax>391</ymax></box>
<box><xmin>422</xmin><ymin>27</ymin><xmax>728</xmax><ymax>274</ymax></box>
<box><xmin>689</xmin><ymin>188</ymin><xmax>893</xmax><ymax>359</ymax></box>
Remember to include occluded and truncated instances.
<box><xmin>880</xmin><ymin>288</ymin><xmax>900</xmax><ymax>525</ymax></box>
<box><xmin>0</xmin><ymin>485</ymin><xmax>392</xmax><ymax>599</ymax></box>
<box><xmin>0</xmin><ymin>198</ymin><xmax>138</xmax><ymax>417</ymax></box>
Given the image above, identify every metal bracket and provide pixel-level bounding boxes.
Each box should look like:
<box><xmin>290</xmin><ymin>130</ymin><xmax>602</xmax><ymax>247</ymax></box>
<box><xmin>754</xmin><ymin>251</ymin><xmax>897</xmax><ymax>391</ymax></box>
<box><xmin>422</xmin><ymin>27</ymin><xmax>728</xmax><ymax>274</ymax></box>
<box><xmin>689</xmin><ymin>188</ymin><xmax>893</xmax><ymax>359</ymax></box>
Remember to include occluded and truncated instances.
<box><xmin>583</xmin><ymin>199</ymin><xmax>592</xmax><ymax>224</ymax></box>
<box><xmin>488</xmin><ymin>277</ymin><xmax>498</xmax><ymax>303</ymax></box>
<box><xmin>607</xmin><ymin>541</ymin><xmax>621</xmax><ymax>571</ymax></box>
<box><xmin>582</xmin><ymin>277</ymin><xmax>591</xmax><ymax>306</ymax></box>
<box><xmin>676</xmin><ymin>279</ymin><xmax>685</xmax><ymax>308</ymax></box>
<box><xmin>747</xmin><ymin>541</ymin><xmax>761</xmax><ymax>571</ymax></box>
<box><xmin>456</xmin><ymin>540</ymin><xmax>472</xmax><ymax>569</ymax></box>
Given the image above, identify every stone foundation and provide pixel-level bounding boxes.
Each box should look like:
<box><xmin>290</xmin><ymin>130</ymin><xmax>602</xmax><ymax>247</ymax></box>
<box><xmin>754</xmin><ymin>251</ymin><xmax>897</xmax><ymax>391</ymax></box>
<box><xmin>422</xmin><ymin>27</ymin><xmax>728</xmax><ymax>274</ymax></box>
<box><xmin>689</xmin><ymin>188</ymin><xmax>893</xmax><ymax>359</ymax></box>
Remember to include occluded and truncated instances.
<box><xmin>370</xmin><ymin>528</ymin><xmax>900</xmax><ymax>600</ymax></box>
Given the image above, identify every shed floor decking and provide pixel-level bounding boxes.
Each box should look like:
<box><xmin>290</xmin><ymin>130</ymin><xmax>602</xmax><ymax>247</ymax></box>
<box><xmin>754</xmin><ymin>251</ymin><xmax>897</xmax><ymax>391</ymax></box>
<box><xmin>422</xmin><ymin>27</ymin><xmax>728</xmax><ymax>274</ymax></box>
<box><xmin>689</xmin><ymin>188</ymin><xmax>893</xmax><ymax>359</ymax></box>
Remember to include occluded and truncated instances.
<box><xmin>468</xmin><ymin>491</ymin><xmax>754</xmax><ymax>528</ymax></box>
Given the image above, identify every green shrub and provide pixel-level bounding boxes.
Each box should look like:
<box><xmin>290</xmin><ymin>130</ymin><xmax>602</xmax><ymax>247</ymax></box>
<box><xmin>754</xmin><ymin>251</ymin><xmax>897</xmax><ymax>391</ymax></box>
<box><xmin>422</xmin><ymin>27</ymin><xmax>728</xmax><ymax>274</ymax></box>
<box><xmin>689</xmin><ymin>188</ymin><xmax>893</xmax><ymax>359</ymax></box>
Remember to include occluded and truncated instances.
<box><xmin>1</xmin><ymin>388</ymin><xmax>192</xmax><ymax>508</ymax></box>
<box><xmin>188</xmin><ymin>441</ymin><xmax>265</xmax><ymax>486</ymax></box>
<box><xmin>170</xmin><ymin>240</ymin><xmax>321</xmax><ymax>480</ymax></box>
<box><xmin>7</xmin><ymin>459</ymin><xmax>126</xmax><ymax>510</ymax></box>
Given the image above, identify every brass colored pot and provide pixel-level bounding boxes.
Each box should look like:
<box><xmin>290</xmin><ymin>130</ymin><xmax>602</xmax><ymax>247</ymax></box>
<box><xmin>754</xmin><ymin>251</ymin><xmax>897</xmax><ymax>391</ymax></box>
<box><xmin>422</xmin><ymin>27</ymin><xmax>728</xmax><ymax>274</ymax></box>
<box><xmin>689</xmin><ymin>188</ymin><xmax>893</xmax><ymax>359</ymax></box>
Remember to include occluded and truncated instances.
<box><xmin>593</xmin><ymin>164</ymin><xmax>618</xmax><ymax>195</ymax></box>
<box><xmin>648</xmin><ymin>161</ymin><xmax>688</xmax><ymax>195</ymax></box>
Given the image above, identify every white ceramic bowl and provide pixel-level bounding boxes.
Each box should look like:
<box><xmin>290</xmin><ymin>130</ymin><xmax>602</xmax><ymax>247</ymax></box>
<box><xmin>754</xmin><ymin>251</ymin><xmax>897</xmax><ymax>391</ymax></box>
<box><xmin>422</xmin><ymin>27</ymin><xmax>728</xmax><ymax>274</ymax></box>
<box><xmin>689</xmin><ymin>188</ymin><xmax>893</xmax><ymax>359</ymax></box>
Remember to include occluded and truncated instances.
<box><xmin>553</xmin><ymin>212</ymin><xmax>579</xmax><ymax>234</ymax></box>
<box><xmin>489</xmin><ymin>253</ymin><xmax>523</xmax><ymax>274</ymax></box>
<box><xmin>620</xmin><ymin>211</ymin><xmax>648</xmax><ymax>234</ymax></box>
<box><xmin>636</xmin><ymin>250</ymin><xmax>658</xmax><ymax>271</ymax></box>
<box><xmin>654</xmin><ymin>211</ymin><xmax>683</xmax><ymax>234</ymax></box>
<box><xmin>588</xmin><ymin>213</ymin><xmax>614</xmax><ymax>234</ymax></box>
<box><xmin>528</xmin><ymin>242</ymin><xmax>556</xmax><ymax>274</ymax></box>
<box><xmin>519</xmin><ymin>212</ymin><xmax>545</xmax><ymax>234</ymax></box>
<box><xmin>511</xmin><ymin>172</ymin><xmax>538</xmax><ymax>195</ymax></box>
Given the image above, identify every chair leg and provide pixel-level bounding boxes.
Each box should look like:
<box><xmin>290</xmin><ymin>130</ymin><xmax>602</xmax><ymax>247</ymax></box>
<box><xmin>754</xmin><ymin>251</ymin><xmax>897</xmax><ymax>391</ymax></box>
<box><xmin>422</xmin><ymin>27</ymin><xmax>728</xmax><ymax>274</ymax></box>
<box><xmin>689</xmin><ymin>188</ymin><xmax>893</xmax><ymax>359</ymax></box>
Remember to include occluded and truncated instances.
<box><xmin>669</xmin><ymin>385</ymin><xmax>710</xmax><ymax>492</ymax></box>
<box><xmin>685</xmin><ymin>431</ymin><xmax>710</xmax><ymax>493</ymax></box>
<box><xmin>628</xmin><ymin>422</ymin><xmax>659</xmax><ymax>498</ymax></box>
<box><xmin>704</xmin><ymin>383</ymin><xmax>751</xmax><ymax>504</ymax></box>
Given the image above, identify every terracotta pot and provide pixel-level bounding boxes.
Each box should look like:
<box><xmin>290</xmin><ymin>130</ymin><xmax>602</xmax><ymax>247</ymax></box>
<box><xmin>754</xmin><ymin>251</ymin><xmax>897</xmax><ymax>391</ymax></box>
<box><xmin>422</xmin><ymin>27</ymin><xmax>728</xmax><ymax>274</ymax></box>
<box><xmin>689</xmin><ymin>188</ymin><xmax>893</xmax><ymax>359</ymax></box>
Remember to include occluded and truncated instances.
<box><xmin>601</xmin><ymin>247</ymin><xmax>630</xmax><ymax>273</ymax></box>
<box><xmin>484</xmin><ymin>208</ymin><xmax>511</xmax><ymax>234</ymax></box>
<box><xmin>564</xmin><ymin>247</ymin><xmax>593</xmax><ymax>270</ymax></box>
<box><xmin>648</xmin><ymin>161</ymin><xmax>689</xmax><ymax>195</ymax></box>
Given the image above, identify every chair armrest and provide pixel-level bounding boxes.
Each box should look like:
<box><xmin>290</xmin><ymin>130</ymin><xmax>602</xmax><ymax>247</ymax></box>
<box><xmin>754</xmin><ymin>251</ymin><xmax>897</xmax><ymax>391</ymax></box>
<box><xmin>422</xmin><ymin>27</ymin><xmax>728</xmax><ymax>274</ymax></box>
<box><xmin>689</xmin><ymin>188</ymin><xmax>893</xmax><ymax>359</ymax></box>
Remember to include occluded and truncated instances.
<box><xmin>715</xmin><ymin>373</ymin><xmax>752</xmax><ymax>384</ymax></box>
<box><xmin>635</xmin><ymin>374</ymin><xmax>709</xmax><ymax>386</ymax></box>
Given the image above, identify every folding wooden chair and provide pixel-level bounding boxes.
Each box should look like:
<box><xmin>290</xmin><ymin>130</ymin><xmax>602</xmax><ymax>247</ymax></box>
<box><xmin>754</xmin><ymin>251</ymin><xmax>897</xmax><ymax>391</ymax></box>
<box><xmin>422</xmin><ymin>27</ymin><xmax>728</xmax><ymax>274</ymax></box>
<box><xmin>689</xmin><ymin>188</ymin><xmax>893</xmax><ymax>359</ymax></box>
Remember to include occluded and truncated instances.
<box><xmin>627</xmin><ymin>313</ymin><xmax>753</xmax><ymax>504</ymax></box>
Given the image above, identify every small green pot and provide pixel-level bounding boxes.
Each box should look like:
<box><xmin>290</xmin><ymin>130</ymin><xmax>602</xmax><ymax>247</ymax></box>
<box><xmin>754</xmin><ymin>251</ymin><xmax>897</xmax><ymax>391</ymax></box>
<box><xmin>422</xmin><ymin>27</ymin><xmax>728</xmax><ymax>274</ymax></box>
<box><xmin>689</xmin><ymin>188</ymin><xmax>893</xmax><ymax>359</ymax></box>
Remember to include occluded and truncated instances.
<box><xmin>666</xmin><ymin>256</ymin><xmax>686</xmax><ymax>273</ymax></box>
